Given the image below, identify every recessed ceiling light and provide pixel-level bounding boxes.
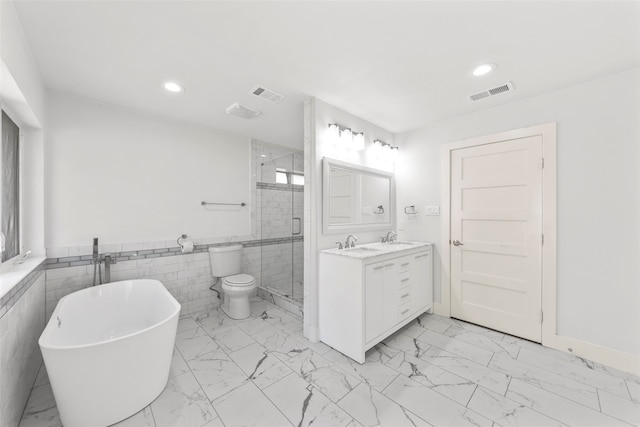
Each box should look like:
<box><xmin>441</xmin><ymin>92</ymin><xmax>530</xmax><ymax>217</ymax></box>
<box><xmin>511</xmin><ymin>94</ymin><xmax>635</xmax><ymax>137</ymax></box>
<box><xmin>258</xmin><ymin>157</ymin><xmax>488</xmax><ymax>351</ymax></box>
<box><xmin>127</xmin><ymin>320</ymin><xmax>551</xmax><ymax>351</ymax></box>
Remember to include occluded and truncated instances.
<box><xmin>163</xmin><ymin>81</ymin><xmax>184</xmax><ymax>93</ymax></box>
<box><xmin>471</xmin><ymin>63</ymin><xmax>496</xmax><ymax>77</ymax></box>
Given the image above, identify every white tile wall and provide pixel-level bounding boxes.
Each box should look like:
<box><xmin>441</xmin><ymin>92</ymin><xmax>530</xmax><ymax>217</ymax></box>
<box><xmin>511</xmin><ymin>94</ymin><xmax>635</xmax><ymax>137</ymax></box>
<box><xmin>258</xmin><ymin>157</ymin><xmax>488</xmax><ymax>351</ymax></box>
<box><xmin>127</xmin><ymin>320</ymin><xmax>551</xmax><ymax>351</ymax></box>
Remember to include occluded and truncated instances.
<box><xmin>45</xmin><ymin>252</ymin><xmax>218</xmax><ymax>320</ymax></box>
<box><xmin>0</xmin><ymin>272</ymin><xmax>45</xmax><ymax>427</ymax></box>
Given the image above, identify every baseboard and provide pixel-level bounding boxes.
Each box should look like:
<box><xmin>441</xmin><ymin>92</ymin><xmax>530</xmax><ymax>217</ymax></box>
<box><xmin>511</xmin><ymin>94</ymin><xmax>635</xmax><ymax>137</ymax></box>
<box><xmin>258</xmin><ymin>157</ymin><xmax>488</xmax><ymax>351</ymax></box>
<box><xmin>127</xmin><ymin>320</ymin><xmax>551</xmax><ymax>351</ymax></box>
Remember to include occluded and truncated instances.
<box><xmin>551</xmin><ymin>334</ymin><xmax>640</xmax><ymax>377</ymax></box>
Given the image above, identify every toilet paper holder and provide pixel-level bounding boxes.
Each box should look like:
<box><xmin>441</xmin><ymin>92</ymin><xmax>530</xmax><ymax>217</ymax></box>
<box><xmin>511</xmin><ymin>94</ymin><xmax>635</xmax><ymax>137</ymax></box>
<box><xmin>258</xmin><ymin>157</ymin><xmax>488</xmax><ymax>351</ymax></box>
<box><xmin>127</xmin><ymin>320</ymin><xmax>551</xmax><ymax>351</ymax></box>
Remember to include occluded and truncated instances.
<box><xmin>177</xmin><ymin>234</ymin><xmax>188</xmax><ymax>248</ymax></box>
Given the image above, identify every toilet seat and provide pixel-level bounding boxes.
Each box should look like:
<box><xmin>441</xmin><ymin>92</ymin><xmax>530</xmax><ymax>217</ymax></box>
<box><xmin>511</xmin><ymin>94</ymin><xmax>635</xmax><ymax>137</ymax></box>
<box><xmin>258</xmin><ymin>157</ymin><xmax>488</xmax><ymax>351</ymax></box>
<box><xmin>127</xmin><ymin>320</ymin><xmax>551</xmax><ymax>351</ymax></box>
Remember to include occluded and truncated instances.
<box><xmin>223</xmin><ymin>274</ymin><xmax>255</xmax><ymax>287</ymax></box>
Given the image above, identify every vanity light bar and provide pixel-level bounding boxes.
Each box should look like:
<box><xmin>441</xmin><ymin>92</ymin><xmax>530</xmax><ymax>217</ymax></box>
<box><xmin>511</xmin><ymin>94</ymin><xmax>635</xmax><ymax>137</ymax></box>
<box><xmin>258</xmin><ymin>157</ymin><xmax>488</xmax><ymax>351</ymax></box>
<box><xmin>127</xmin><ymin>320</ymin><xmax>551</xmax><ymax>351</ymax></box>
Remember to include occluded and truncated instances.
<box><xmin>327</xmin><ymin>123</ymin><xmax>365</xmax><ymax>151</ymax></box>
<box><xmin>373</xmin><ymin>139</ymin><xmax>399</xmax><ymax>152</ymax></box>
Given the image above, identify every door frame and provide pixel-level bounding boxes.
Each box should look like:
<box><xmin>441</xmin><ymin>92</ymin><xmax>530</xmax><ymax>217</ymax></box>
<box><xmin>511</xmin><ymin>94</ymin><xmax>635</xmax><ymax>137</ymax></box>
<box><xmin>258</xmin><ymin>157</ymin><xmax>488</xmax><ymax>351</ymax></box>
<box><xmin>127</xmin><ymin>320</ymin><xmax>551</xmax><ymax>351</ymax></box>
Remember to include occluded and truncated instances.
<box><xmin>438</xmin><ymin>122</ymin><xmax>557</xmax><ymax>347</ymax></box>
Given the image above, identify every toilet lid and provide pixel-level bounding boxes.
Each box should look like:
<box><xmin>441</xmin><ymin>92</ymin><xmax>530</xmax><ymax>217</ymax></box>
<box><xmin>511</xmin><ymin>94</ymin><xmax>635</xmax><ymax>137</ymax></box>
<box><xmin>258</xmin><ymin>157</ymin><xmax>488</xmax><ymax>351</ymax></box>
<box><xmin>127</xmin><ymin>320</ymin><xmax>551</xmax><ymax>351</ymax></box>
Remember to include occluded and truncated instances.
<box><xmin>224</xmin><ymin>274</ymin><xmax>255</xmax><ymax>286</ymax></box>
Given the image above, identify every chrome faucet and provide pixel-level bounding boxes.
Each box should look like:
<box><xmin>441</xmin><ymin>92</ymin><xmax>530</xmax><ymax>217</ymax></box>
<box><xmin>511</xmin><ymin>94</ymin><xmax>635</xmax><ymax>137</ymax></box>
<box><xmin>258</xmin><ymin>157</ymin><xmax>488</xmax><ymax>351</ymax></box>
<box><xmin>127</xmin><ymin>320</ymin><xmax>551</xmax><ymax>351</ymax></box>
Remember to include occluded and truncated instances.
<box><xmin>386</xmin><ymin>231</ymin><xmax>397</xmax><ymax>243</ymax></box>
<box><xmin>335</xmin><ymin>242</ymin><xmax>344</xmax><ymax>250</ymax></box>
<box><xmin>345</xmin><ymin>234</ymin><xmax>358</xmax><ymax>248</ymax></box>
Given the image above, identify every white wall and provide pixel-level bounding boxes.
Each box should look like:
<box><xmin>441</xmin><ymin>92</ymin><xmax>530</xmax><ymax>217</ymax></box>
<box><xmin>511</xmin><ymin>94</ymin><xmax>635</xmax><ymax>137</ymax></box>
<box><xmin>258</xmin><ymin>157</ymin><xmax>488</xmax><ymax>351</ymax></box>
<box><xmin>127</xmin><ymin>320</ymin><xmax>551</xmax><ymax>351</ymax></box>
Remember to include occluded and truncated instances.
<box><xmin>45</xmin><ymin>92</ymin><xmax>252</xmax><ymax>248</ymax></box>
<box><xmin>0</xmin><ymin>2</ymin><xmax>45</xmax><ymax>127</ymax></box>
<box><xmin>1</xmin><ymin>2</ymin><xmax>46</xmax><ymax>257</ymax></box>
<box><xmin>304</xmin><ymin>97</ymin><xmax>396</xmax><ymax>340</ymax></box>
<box><xmin>396</xmin><ymin>69</ymin><xmax>640</xmax><ymax>357</ymax></box>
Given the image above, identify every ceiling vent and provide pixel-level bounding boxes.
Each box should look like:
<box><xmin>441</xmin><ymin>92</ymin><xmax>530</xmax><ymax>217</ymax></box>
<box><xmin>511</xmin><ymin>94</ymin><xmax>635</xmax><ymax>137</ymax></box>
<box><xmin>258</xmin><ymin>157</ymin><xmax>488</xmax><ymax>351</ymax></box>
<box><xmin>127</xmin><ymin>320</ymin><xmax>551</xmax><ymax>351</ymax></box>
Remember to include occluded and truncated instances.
<box><xmin>225</xmin><ymin>103</ymin><xmax>261</xmax><ymax>119</ymax></box>
<box><xmin>469</xmin><ymin>81</ymin><xmax>515</xmax><ymax>102</ymax></box>
<box><xmin>250</xmin><ymin>85</ymin><xmax>285</xmax><ymax>104</ymax></box>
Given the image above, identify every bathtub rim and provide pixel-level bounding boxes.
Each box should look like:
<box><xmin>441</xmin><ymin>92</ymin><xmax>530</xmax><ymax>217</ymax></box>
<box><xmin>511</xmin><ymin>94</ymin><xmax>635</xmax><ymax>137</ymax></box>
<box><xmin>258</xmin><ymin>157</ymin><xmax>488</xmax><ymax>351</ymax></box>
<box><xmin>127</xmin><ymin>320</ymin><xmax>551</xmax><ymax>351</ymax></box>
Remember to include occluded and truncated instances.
<box><xmin>39</xmin><ymin>279</ymin><xmax>181</xmax><ymax>351</ymax></box>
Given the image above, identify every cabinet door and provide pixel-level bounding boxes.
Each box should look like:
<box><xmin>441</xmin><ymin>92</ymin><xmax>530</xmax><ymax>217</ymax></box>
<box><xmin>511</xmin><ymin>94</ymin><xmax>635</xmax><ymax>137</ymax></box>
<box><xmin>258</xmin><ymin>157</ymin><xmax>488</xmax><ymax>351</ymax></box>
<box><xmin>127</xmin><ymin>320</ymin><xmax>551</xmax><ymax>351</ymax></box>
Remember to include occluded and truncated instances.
<box><xmin>411</xmin><ymin>251</ymin><xmax>432</xmax><ymax>312</ymax></box>
<box><xmin>365</xmin><ymin>262</ymin><xmax>386</xmax><ymax>342</ymax></box>
<box><xmin>365</xmin><ymin>260</ymin><xmax>397</xmax><ymax>343</ymax></box>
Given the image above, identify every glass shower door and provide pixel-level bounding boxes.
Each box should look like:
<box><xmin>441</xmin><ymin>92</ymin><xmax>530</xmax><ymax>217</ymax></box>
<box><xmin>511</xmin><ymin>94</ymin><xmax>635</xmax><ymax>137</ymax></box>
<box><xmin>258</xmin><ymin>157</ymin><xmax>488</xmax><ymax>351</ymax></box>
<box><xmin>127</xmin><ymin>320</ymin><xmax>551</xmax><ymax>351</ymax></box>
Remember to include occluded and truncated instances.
<box><xmin>259</xmin><ymin>152</ymin><xmax>304</xmax><ymax>303</ymax></box>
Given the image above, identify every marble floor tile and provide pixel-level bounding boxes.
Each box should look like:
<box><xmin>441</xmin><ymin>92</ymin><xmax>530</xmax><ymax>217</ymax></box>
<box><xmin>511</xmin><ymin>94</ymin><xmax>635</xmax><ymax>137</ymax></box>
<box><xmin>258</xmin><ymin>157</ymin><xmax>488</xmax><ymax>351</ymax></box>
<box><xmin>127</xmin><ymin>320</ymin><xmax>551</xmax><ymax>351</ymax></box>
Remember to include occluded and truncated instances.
<box><xmin>383</xmin><ymin>374</ymin><xmax>492</xmax><ymax>427</ymax></box>
<box><xmin>627</xmin><ymin>380</ymin><xmax>640</xmax><ymax>403</ymax></box>
<box><xmin>467</xmin><ymin>386</ymin><xmax>566</xmax><ymax>427</ymax></box>
<box><xmin>444</xmin><ymin>324</ymin><xmax>521</xmax><ymax>359</ymax></box>
<box><xmin>338</xmin><ymin>382</ymin><xmax>431</xmax><ymax>427</ymax></box>
<box><xmin>177</xmin><ymin>316</ymin><xmax>200</xmax><ymax>333</ymax></box>
<box><xmin>411</xmin><ymin>313</ymin><xmax>452</xmax><ymax>335</ymax></box>
<box><xmin>598</xmin><ymin>388</ymin><xmax>640</xmax><ymax>425</ymax></box>
<box><xmin>259</xmin><ymin>306</ymin><xmax>301</xmax><ymax>331</ymax></box>
<box><xmin>385</xmin><ymin>351</ymin><xmax>477</xmax><ymax>405</ymax></box>
<box><xmin>419</xmin><ymin>346</ymin><xmax>510</xmax><ymax>395</ymax></box>
<box><xmin>381</xmin><ymin>329</ymin><xmax>431</xmax><ymax>358</ymax></box>
<box><xmin>187</xmin><ymin>353</ymin><xmax>249</xmax><ymax>402</ymax></box>
<box><xmin>174</xmin><ymin>326</ymin><xmax>221</xmax><ymax>361</ymax></box>
<box><xmin>507</xmin><ymin>379</ymin><xmax>630</xmax><ymax>427</ymax></box>
<box><xmin>234</xmin><ymin>316</ymin><xmax>277</xmax><ymax>336</ymax></box>
<box><xmin>252</xmin><ymin>325</ymin><xmax>311</xmax><ymax>359</ymax></box>
<box><xmin>205</xmin><ymin>323</ymin><xmax>256</xmax><ymax>353</ymax></box>
<box><xmin>169</xmin><ymin>347</ymin><xmax>190</xmax><ymax>378</ymax></box>
<box><xmin>323</xmin><ymin>348</ymin><xmax>400</xmax><ymax>391</ymax></box>
<box><xmin>489</xmin><ymin>352</ymin><xmax>600</xmax><ymax>410</ymax></box>
<box><xmin>264</xmin><ymin>373</ymin><xmax>354</xmax><ymax>427</ymax></box>
<box><xmin>17</xmin><ymin>384</ymin><xmax>61</xmax><ymax>427</ymax></box>
<box><xmin>417</xmin><ymin>329</ymin><xmax>495</xmax><ymax>366</ymax></box>
<box><xmin>213</xmin><ymin>381</ymin><xmax>292</xmax><ymax>427</ymax></box>
<box><xmin>517</xmin><ymin>347</ymin><xmax>630</xmax><ymax>398</ymax></box>
<box><xmin>149</xmin><ymin>371</ymin><xmax>218</xmax><ymax>427</ymax></box>
<box><xmin>285</xmin><ymin>348</ymin><xmax>362</xmax><ymax>402</ymax></box>
<box><xmin>112</xmin><ymin>407</ymin><xmax>156</xmax><ymax>427</ymax></box>
<box><xmin>18</xmin><ymin>296</ymin><xmax>640</xmax><ymax>427</ymax></box>
<box><xmin>228</xmin><ymin>342</ymin><xmax>292</xmax><ymax>389</ymax></box>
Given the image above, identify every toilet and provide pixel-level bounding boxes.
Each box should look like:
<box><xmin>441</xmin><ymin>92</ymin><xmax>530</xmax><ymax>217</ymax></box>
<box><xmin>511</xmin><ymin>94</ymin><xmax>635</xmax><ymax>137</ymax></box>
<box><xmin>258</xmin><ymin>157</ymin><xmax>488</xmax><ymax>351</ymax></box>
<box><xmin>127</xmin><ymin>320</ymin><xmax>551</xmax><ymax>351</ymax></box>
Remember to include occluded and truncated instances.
<box><xmin>208</xmin><ymin>245</ymin><xmax>256</xmax><ymax>319</ymax></box>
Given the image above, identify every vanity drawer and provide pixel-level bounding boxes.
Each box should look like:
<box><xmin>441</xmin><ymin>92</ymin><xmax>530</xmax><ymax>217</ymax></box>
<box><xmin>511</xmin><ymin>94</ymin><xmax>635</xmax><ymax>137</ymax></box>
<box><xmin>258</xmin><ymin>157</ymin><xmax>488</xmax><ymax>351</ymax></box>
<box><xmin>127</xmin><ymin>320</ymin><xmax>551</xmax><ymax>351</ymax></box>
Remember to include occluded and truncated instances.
<box><xmin>398</xmin><ymin>271</ymin><xmax>411</xmax><ymax>290</ymax></box>
<box><xmin>397</xmin><ymin>256</ymin><xmax>413</xmax><ymax>273</ymax></box>
<box><xmin>398</xmin><ymin>289</ymin><xmax>411</xmax><ymax>305</ymax></box>
<box><xmin>398</xmin><ymin>302</ymin><xmax>412</xmax><ymax>320</ymax></box>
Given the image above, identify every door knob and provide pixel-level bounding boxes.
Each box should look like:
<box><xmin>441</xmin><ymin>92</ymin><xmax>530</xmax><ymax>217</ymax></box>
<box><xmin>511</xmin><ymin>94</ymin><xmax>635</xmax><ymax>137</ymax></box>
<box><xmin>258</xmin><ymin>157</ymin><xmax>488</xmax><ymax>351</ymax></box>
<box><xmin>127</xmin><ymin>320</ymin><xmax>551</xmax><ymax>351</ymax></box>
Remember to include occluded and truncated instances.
<box><xmin>452</xmin><ymin>240</ymin><xmax>464</xmax><ymax>246</ymax></box>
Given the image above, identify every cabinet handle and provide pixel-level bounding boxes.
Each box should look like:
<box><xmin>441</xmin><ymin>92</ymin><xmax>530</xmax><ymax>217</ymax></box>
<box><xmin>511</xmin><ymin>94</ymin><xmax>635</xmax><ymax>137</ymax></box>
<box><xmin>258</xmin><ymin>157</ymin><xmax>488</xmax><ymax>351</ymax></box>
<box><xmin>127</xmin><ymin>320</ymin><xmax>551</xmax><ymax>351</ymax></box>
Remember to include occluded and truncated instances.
<box><xmin>385</xmin><ymin>263</ymin><xmax>394</xmax><ymax>267</ymax></box>
<box><xmin>401</xmin><ymin>293</ymin><xmax>409</xmax><ymax>298</ymax></box>
<box><xmin>401</xmin><ymin>278</ymin><xmax>409</xmax><ymax>283</ymax></box>
<box><xmin>401</xmin><ymin>309</ymin><xmax>410</xmax><ymax>315</ymax></box>
<box><xmin>401</xmin><ymin>262</ymin><xmax>410</xmax><ymax>267</ymax></box>
<box><xmin>373</xmin><ymin>265</ymin><xmax>384</xmax><ymax>271</ymax></box>
<box><xmin>415</xmin><ymin>254</ymin><xmax>429</xmax><ymax>259</ymax></box>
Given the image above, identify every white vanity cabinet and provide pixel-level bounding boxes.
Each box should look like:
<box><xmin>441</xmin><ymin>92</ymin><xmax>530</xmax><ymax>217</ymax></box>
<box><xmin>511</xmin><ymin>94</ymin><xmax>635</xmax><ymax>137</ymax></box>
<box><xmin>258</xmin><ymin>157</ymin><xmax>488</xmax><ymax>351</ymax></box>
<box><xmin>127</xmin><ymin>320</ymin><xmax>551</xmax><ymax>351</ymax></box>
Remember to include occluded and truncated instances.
<box><xmin>319</xmin><ymin>243</ymin><xmax>432</xmax><ymax>363</ymax></box>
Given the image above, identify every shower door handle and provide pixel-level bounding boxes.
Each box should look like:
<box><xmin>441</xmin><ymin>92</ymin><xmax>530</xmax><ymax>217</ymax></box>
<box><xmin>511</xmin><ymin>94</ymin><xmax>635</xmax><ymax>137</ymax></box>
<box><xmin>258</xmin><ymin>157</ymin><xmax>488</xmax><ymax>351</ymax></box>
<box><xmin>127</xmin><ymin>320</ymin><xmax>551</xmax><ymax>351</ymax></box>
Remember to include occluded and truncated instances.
<box><xmin>293</xmin><ymin>217</ymin><xmax>302</xmax><ymax>235</ymax></box>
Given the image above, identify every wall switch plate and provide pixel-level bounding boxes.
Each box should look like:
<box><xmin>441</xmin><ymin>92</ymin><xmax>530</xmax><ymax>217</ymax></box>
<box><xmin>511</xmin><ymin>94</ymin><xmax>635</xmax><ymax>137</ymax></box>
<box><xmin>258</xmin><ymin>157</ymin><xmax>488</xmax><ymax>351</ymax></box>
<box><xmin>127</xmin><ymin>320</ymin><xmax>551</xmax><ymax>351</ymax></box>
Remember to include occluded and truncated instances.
<box><xmin>425</xmin><ymin>205</ymin><xmax>440</xmax><ymax>216</ymax></box>
<box><xmin>398</xmin><ymin>220</ymin><xmax>405</xmax><ymax>231</ymax></box>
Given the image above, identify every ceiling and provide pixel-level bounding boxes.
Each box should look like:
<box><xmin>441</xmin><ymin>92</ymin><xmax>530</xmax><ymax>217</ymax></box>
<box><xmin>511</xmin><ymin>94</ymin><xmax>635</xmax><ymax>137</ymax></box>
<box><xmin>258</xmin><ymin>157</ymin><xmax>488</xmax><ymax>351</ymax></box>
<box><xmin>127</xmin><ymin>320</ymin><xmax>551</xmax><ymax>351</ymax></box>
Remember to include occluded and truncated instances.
<box><xmin>12</xmin><ymin>1</ymin><xmax>640</xmax><ymax>149</ymax></box>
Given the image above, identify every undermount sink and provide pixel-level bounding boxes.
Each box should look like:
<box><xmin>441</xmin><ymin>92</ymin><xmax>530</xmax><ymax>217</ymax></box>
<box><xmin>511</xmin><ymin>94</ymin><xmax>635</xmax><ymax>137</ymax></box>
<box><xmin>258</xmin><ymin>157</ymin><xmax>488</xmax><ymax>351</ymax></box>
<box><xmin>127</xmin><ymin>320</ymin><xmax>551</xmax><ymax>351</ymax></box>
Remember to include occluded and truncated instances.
<box><xmin>345</xmin><ymin>247</ymin><xmax>380</xmax><ymax>252</ymax></box>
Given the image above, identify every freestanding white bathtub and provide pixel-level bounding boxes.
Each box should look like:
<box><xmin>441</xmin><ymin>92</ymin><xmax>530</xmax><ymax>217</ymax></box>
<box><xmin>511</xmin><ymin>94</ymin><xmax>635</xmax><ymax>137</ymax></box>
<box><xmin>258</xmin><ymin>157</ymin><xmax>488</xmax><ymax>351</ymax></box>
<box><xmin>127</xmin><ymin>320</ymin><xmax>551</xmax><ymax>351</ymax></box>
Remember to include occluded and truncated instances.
<box><xmin>39</xmin><ymin>279</ymin><xmax>181</xmax><ymax>427</ymax></box>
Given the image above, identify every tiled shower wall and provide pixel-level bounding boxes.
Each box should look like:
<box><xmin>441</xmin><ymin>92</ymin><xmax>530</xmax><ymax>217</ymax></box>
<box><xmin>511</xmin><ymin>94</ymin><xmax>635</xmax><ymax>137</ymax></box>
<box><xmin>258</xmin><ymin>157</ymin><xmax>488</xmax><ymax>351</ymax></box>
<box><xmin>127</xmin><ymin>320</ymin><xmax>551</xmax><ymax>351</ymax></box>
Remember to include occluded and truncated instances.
<box><xmin>42</xmin><ymin>140</ymin><xmax>304</xmax><ymax>320</ymax></box>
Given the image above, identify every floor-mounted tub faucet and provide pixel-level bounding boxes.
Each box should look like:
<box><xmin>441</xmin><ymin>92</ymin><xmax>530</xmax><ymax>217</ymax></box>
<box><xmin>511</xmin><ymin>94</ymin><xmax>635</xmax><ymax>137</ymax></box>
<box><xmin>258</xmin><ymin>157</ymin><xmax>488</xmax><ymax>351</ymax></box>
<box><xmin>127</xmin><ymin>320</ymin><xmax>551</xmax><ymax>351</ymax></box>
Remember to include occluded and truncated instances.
<box><xmin>103</xmin><ymin>254</ymin><xmax>116</xmax><ymax>283</ymax></box>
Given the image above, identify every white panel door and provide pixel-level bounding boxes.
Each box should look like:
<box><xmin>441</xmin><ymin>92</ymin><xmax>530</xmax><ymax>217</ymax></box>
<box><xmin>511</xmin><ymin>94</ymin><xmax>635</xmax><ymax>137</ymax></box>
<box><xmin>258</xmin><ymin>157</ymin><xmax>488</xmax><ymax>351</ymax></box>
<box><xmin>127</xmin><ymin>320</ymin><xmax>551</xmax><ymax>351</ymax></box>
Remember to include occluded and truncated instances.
<box><xmin>451</xmin><ymin>136</ymin><xmax>543</xmax><ymax>342</ymax></box>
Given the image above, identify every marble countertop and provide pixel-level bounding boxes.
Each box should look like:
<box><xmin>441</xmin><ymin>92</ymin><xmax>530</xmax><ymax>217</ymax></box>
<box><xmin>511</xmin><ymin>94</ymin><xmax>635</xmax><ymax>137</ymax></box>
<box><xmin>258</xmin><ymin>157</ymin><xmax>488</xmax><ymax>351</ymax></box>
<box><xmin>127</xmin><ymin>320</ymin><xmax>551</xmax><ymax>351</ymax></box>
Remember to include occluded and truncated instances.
<box><xmin>320</xmin><ymin>241</ymin><xmax>432</xmax><ymax>260</ymax></box>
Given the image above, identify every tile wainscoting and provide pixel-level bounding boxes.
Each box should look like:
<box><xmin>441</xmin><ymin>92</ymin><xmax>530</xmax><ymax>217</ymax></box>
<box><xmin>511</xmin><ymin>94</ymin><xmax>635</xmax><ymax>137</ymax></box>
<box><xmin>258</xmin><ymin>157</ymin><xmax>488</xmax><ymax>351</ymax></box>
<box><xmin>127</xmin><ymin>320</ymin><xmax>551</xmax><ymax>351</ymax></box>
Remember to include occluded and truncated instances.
<box><xmin>0</xmin><ymin>264</ymin><xmax>45</xmax><ymax>427</ymax></box>
<box><xmin>44</xmin><ymin>236</ymin><xmax>304</xmax><ymax>320</ymax></box>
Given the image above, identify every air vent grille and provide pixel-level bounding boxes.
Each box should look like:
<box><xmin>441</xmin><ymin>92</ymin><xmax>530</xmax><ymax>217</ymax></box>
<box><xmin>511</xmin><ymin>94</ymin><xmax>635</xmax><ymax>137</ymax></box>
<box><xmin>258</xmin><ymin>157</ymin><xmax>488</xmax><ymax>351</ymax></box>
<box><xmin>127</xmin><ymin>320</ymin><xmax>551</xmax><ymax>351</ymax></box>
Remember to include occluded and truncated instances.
<box><xmin>469</xmin><ymin>81</ymin><xmax>515</xmax><ymax>102</ymax></box>
<box><xmin>225</xmin><ymin>103</ymin><xmax>261</xmax><ymax>119</ymax></box>
<box><xmin>250</xmin><ymin>85</ymin><xmax>285</xmax><ymax>104</ymax></box>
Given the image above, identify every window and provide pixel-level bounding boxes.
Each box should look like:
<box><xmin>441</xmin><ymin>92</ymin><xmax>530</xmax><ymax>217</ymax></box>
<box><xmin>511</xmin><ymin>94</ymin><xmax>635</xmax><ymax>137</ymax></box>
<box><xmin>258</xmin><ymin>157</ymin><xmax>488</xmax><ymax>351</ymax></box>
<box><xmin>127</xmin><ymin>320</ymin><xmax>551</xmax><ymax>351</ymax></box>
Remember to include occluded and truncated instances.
<box><xmin>275</xmin><ymin>168</ymin><xmax>304</xmax><ymax>186</ymax></box>
<box><xmin>1</xmin><ymin>111</ymin><xmax>20</xmax><ymax>262</ymax></box>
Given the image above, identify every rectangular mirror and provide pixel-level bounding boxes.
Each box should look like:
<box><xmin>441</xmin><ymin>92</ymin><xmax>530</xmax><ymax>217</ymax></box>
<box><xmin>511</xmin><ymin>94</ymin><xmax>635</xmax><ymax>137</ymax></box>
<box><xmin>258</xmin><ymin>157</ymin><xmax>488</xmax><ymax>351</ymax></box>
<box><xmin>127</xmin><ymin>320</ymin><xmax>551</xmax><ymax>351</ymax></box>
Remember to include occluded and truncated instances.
<box><xmin>323</xmin><ymin>157</ymin><xmax>395</xmax><ymax>234</ymax></box>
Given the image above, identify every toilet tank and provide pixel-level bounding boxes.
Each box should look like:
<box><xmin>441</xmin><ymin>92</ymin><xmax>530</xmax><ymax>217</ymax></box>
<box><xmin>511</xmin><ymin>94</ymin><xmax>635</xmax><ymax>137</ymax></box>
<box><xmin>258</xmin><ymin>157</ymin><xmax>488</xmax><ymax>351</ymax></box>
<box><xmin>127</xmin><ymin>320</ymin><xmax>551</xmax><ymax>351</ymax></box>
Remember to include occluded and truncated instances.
<box><xmin>208</xmin><ymin>245</ymin><xmax>243</xmax><ymax>277</ymax></box>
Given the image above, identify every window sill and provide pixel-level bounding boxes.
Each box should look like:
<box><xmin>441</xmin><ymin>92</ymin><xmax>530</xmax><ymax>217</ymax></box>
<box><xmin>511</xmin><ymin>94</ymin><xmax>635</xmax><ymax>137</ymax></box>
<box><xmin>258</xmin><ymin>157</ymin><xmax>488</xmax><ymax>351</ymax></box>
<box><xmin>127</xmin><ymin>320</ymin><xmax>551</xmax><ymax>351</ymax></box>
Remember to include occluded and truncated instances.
<box><xmin>0</xmin><ymin>256</ymin><xmax>47</xmax><ymax>300</ymax></box>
